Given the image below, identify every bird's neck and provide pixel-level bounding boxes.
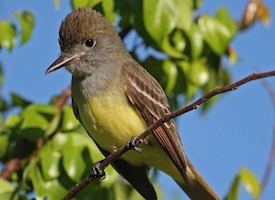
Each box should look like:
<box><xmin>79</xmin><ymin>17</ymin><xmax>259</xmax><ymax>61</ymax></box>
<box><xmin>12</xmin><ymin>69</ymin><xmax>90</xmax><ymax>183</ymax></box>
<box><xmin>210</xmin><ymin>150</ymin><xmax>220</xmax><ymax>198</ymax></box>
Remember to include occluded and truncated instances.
<box><xmin>72</xmin><ymin>62</ymin><xmax>123</xmax><ymax>97</ymax></box>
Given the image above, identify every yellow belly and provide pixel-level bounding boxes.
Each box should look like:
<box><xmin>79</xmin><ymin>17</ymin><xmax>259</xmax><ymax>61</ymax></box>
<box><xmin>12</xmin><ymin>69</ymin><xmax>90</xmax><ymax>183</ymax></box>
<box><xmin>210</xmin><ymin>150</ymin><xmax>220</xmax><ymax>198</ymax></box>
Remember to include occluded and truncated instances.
<box><xmin>77</xmin><ymin>91</ymin><xmax>181</xmax><ymax>182</ymax></box>
<box><xmin>80</xmin><ymin>93</ymin><xmax>147</xmax><ymax>153</ymax></box>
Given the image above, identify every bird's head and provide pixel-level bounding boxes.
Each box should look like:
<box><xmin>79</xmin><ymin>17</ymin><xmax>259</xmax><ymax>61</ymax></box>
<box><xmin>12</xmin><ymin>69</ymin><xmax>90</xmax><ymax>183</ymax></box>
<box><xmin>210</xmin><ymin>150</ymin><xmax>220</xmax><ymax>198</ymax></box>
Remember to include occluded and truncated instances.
<box><xmin>46</xmin><ymin>7</ymin><xmax>123</xmax><ymax>77</ymax></box>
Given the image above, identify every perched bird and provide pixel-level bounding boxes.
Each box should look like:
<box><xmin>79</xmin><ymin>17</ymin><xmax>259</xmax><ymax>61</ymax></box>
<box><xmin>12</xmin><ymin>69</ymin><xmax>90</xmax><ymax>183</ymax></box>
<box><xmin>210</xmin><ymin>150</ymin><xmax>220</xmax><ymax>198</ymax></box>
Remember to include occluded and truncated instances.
<box><xmin>46</xmin><ymin>7</ymin><xmax>219</xmax><ymax>200</ymax></box>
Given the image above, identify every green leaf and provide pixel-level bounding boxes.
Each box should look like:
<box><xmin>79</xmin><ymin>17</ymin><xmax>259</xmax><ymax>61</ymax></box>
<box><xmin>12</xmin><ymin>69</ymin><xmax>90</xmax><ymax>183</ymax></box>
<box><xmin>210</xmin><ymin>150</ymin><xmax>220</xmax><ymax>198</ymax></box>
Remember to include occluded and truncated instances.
<box><xmin>45</xmin><ymin>112</ymin><xmax>61</xmax><ymax>136</ymax></box>
<box><xmin>14</xmin><ymin>10</ymin><xmax>35</xmax><ymax>45</ymax></box>
<box><xmin>239</xmin><ymin>167</ymin><xmax>261</xmax><ymax>199</ymax></box>
<box><xmin>26</xmin><ymin>157</ymin><xmax>70</xmax><ymax>200</ymax></box>
<box><xmin>23</xmin><ymin>104</ymin><xmax>57</xmax><ymax>119</ymax></box>
<box><xmin>225</xmin><ymin>175</ymin><xmax>241</xmax><ymax>200</ymax></box>
<box><xmin>226</xmin><ymin>168</ymin><xmax>261</xmax><ymax>200</ymax></box>
<box><xmin>5</xmin><ymin>114</ymin><xmax>21</xmax><ymax>128</ymax></box>
<box><xmin>198</xmin><ymin>8</ymin><xmax>236</xmax><ymax>55</ymax></box>
<box><xmin>216</xmin><ymin>7</ymin><xmax>237</xmax><ymax>38</ymax></box>
<box><xmin>0</xmin><ymin>178</ymin><xmax>14</xmax><ymax>199</ymax></box>
<box><xmin>175</xmin><ymin>0</ymin><xmax>193</xmax><ymax>30</ymax></box>
<box><xmin>20</xmin><ymin>104</ymin><xmax>57</xmax><ymax>142</ymax></box>
<box><xmin>162</xmin><ymin>36</ymin><xmax>184</xmax><ymax>58</ymax></box>
<box><xmin>40</xmin><ymin>144</ymin><xmax>61</xmax><ymax>181</ymax></box>
<box><xmin>187</xmin><ymin>24</ymin><xmax>203</xmax><ymax>59</ymax></box>
<box><xmin>0</xmin><ymin>134</ymin><xmax>9</xmax><ymax>159</ymax></box>
<box><xmin>61</xmin><ymin>105</ymin><xmax>80</xmax><ymax>131</ymax></box>
<box><xmin>170</xmin><ymin>29</ymin><xmax>187</xmax><ymax>53</ymax></box>
<box><xmin>189</xmin><ymin>59</ymin><xmax>209</xmax><ymax>86</ymax></box>
<box><xmin>71</xmin><ymin>0</ymin><xmax>102</xmax><ymax>8</ymax></box>
<box><xmin>19</xmin><ymin>112</ymin><xmax>48</xmax><ymax>142</ymax></box>
<box><xmin>62</xmin><ymin>134</ymin><xmax>87</xmax><ymax>182</ymax></box>
<box><xmin>178</xmin><ymin>61</ymin><xmax>198</xmax><ymax>100</ymax></box>
<box><xmin>162</xmin><ymin>59</ymin><xmax>178</xmax><ymax>93</ymax></box>
<box><xmin>0</xmin><ymin>21</ymin><xmax>16</xmax><ymax>51</ymax></box>
<box><xmin>11</xmin><ymin>92</ymin><xmax>31</xmax><ymax>108</ymax></box>
<box><xmin>102</xmin><ymin>0</ymin><xmax>115</xmax><ymax>23</ymax></box>
<box><xmin>51</xmin><ymin>133</ymin><xmax>69</xmax><ymax>151</ymax></box>
<box><xmin>26</xmin><ymin>159</ymin><xmax>49</xmax><ymax>197</ymax></box>
<box><xmin>143</xmin><ymin>0</ymin><xmax>179</xmax><ymax>43</ymax></box>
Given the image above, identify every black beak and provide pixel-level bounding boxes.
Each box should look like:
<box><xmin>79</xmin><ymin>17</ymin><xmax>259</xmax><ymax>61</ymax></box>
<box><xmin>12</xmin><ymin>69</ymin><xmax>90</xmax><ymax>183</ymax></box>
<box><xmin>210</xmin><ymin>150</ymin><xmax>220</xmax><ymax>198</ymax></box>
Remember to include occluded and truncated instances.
<box><xmin>45</xmin><ymin>54</ymin><xmax>80</xmax><ymax>74</ymax></box>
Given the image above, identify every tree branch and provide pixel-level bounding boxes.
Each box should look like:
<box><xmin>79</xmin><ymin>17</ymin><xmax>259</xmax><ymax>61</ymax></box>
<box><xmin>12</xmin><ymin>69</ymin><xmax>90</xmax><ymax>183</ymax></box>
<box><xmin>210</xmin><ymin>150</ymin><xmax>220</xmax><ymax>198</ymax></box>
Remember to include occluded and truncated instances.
<box><xmin>64</xmin><ymin>70</ymin><xmax>275</xmax><ymax>199</ymax></box>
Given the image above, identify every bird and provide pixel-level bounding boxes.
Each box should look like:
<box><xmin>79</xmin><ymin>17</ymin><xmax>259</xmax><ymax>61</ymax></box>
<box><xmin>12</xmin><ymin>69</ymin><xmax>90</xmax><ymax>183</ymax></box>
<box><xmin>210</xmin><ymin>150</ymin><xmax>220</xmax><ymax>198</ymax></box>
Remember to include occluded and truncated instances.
<box><xmin>46</xmin><ymin>7</ymin><xmax>220</xmax><ymax>200</ymax></box>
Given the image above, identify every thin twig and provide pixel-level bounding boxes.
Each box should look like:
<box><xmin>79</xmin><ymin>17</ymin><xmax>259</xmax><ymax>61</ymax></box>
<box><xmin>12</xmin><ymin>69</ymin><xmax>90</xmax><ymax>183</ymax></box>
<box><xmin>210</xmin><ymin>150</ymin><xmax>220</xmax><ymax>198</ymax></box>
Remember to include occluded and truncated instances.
<box><xmin>64</xmin><ymin>70</ymin><xmax>275</xmax><ymax>199</ymax></box>
<box><xmin>260</xmin><ymin>79</ymin><xmax>275</xmax><ymax>195</ymax></box>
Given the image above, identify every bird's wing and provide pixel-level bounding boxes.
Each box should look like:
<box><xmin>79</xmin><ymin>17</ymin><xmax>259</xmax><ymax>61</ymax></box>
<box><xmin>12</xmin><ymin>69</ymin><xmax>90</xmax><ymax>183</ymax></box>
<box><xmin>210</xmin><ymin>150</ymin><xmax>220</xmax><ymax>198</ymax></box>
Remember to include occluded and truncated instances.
<box><xmin>122</xmin><ymin>61</ymin><xmax>188</xmax><ymax>182</ymax></box>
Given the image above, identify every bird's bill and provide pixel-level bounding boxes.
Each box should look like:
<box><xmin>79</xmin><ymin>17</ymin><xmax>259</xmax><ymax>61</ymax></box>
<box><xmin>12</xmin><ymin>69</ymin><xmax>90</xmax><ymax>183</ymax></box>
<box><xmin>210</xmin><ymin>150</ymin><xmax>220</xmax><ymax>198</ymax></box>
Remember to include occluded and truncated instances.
<box><xmin>45</xmin><ymin>54</ymin><xmax>79</xmax><ymax>74</ymax></box>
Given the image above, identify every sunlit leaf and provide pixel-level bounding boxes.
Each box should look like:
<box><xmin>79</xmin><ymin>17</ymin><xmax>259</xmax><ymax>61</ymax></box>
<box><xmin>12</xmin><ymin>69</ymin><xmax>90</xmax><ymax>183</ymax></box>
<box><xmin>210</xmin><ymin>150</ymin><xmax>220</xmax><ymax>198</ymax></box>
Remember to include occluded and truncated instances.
<box><xmin>19</xmin><ymin>104</ymin><xmax>56</xmax><ymax>141</ymax></box>
<box><xmin>239</xmin><ymin>167</ymin><xmax>261</xmax><ymax>199</ymax></box>
<box><xmin>62</xmin><ymin>134</ymin><xmax>87</xmax><ymax>182</ymax></box>
<box><xmin>40</xmin><ymin>144</ymin><xmax>61</xmax><ymax>181</ymax></box>
<box><xmin>0</xmin><ymin>178</ymin><xmax>14</xmax><ymax>199</ymax></box>
<box><xmin>198</xmin><ymin>8</ymin><xmax>236</xmax><ymax>54</ymax></box>
<box><xmin>71</xmin><ymin>0</ymin><xmax>102</xmax><ymax>8</ymax></box>
<box><xmin>102</xmin><ymin>0</ymin><xmax>115</xmax><ymax>23</ymax></box>
<box><xmin>143</xmin><ymin>0</ymin><xmax>179</xmax><ymax>43</ymax></box>
<box><xmin>61</xmin><ymin>105</ymin><xmax>80</xmax><ymax>131</ymax></box>
<box><xmin>23</xmin><ymin>104</ymin><xmax>57</xmax><ymax>119</ymax></box>
<box><xmin>189</xmin><ymin>59</ymin><xmax>209</xmax><ymax>86</ymax></box>
<box><xmin>175</xmin><ymin>0</ymin><xmax>193</xmax><ymax>30</ymax></box>
<box><xmin>19</xmin><ymin>112</ymin><xmax>48</xmax><ymax>142</ymax></box>
<box><xmin>170</xmin><ymin>29</ymin><xmax>187</xmax><ymax>53</ymax></box>
<box><xmin>0</xmin><ymin>21</ymin><xmax>16</xmax><ymax>51</ymax></box>
<box><xmin>226</xmin><ymin>168</ymin><xmax>261</xmax><ymax>200</ymax></box>
<box><xmin>216</xmin><ymin>7</ymin><xmax>237</xmax><ymax>38</ymax></box>
<box><xmin>5</xmin><ymin>114</ymin><xmax>21</xmax><ymax>128</ymax></box>
<box><xmin>162</xmin><ymin>36</ymin><xmax>184</xmax><ymax>58</ymax></box>
<box><xmin>14</xmin><ymin>10</ymin><xmax>35</xmax><ymax>45</ymax></box>
<box><xmin>187</xmin><ymin>24</ymin><xmax>203</xmax><ymax>59</ymax></box>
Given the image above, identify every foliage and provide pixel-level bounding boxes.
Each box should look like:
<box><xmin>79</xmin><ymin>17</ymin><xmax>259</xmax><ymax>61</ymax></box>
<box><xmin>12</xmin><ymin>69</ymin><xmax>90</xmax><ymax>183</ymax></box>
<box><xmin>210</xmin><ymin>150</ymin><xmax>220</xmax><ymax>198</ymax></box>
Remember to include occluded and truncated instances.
<box><xmin>0</xmin><ymin>0</ymin><xmax>271</xmax><ymax>199</ymax></box>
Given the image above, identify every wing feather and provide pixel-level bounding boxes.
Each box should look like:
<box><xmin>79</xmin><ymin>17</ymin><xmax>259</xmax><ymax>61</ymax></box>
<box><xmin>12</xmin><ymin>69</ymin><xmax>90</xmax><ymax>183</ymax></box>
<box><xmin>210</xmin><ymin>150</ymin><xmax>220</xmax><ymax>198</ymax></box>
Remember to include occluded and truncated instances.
<box><xmin>122</xmin><ymin>61</ymin><xmax>188</xmax><ymax>182</ymax></box>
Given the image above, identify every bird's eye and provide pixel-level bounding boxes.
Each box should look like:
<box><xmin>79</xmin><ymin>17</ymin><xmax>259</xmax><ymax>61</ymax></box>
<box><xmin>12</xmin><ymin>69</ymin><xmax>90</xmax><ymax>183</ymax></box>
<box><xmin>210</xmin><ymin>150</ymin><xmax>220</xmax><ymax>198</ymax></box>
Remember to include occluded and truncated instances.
<box><xmin>85</xmin><ymin>39</ymin><xmax>95</xmax><ymax>48</ymax></box>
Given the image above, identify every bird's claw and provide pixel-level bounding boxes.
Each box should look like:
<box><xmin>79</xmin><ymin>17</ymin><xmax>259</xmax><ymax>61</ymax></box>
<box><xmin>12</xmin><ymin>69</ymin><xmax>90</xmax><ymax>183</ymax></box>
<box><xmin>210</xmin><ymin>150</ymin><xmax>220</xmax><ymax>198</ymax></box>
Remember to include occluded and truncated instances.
<box><xmin>91</xmin><ymin>161</ymin><xmax>106</xmax><ymax>180</ymax></box>
<box><xmin>127</xmin><ymin>136</ymin><xmax>142</xmax><ymax>152</ymax></box>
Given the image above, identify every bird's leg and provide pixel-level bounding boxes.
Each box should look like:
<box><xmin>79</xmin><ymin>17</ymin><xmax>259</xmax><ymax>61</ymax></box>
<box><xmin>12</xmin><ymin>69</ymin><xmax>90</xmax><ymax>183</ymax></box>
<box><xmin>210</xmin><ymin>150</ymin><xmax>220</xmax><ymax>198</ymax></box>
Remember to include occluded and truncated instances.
<box><xmin>91</xmin><ymin>161</ymin><xmax>106</xmax><ymax>180</ymax></box>
<box><xmin>127</xmin><ymin>136</ymin><xmax>142</xmax><ymax>152</ymax></box>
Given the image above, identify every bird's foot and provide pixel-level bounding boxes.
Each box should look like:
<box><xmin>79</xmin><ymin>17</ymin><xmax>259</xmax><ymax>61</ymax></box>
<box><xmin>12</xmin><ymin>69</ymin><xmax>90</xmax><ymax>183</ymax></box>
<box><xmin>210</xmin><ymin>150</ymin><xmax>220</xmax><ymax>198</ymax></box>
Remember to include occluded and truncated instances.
<box><xmin>91</xmin><ymin>161</ymin><xmax>106</xmax><ymax>180</ymax></box>
<box><xmin>127</xmin><ymin>136</ymin><xmax>142</xmax><ymax>152</ymax></box>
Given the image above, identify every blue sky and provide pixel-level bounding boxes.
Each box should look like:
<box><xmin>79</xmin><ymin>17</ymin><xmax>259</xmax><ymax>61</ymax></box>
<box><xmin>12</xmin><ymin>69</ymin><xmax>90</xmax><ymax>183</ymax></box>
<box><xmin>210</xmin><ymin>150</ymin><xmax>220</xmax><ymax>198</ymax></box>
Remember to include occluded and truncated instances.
<box><xmin>1</xmin><ymin>0</ymin><xmax>275</xmax><ymax>199</ymax></box>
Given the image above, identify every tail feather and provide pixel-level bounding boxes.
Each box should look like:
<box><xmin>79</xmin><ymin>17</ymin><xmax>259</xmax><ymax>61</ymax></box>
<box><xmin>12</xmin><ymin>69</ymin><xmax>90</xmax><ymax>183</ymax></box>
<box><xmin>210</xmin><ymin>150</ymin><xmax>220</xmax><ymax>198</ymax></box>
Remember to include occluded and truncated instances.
<box><xmin>176</xmin><ymin>157</ymin><xmax>220</xmax><ymax>200</ymax></box>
